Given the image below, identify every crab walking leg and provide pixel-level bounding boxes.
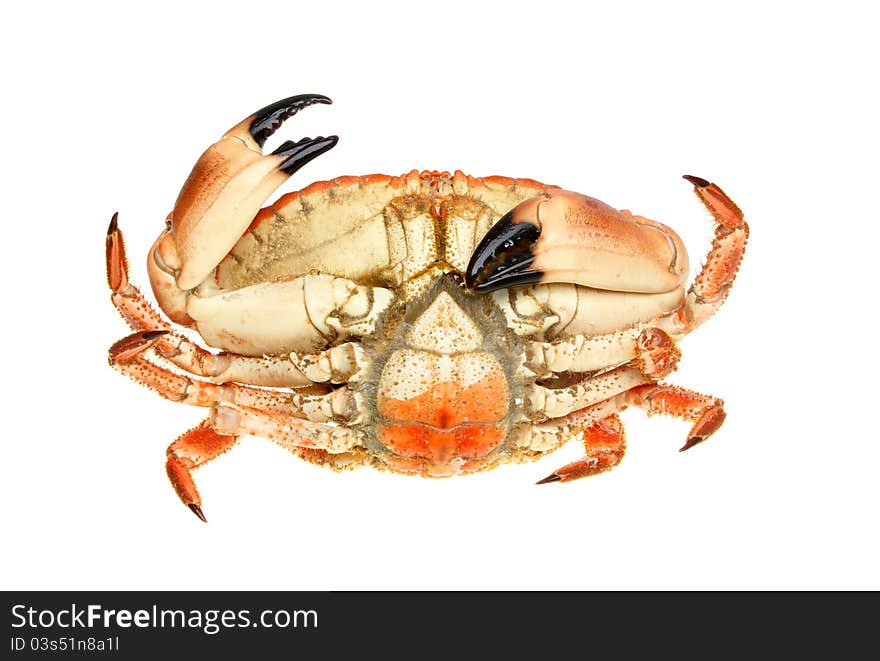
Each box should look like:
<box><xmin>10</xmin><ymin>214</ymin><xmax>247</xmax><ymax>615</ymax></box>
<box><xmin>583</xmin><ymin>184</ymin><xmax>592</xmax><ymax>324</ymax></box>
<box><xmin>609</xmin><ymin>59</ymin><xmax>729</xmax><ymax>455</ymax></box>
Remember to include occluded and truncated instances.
<box><xmin>525</xmin><ymin>327</ymin><xmax>681</xmax><ymax>379</ymax></box>
<box><xmin>108</xmin><ymin>215</ymin><xmax>371</xmax><ymax>384</ymax></box>
<box><xmin>511</xmin><ymin>396</ymin><xmax>623</xmax><ymax>452</ymax></box>
<box><xmin>536</xmin><ymin>414</ymin><xmax>626</xmax><ymax>484</ymax></box>
<box><xmin>167</xmin><ymin>412</ymin><xmax>368</xmax><ymax>522</ymax></box>
<box><xmin>626</xmin><ymin>383</ymin><xmax>726</xmax><ymax>452</ymax></box>
<box><xmin>159</xmin><ymin>337</ymin><xmax>367</xmax><ymax>386</ymax></box>
<box><xmin>210</xmin><ymin>403</ymin><xmax>366</xmax><ymax>455</ymax></box>
<box><xmin>108</xmin><ymin>331</ymin><xmax>361</xmax><ymax>422</ymax></box>
<box><xmin>682</xmin><ymin>176</ymin><xmax>749</xmax><ymax>330</ymax></box>
<box><xmin>525</xmin><ymin>382</ymin><xmax>725</xmax><ymax>483</ymax></box>
<box><xmin>526</xmin><ymin>366</ymin><xmax>653</xmax><ymax>419</ymax></box>
<box><xmin>165</xmin><ymin>421</ymin><xmax>238</xmax><ymax>522</ymax></box>
<box><xmin>107</xmin><ymin>213</ymin><xmax>172</xmax><ymax>331</ymax></box>
<box><xmin>109</xmin><ymin>214</ymin><xmax>311</xmax><ymax>385</ymax></box>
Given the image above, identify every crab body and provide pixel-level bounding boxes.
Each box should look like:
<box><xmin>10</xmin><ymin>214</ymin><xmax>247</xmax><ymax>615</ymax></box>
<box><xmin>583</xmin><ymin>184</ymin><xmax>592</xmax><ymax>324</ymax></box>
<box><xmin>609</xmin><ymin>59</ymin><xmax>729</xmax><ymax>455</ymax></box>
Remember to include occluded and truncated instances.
<box><xmin>107</xmin><ymin>95</ymin><xmax>748</xmax><ymax>520</ymax></box>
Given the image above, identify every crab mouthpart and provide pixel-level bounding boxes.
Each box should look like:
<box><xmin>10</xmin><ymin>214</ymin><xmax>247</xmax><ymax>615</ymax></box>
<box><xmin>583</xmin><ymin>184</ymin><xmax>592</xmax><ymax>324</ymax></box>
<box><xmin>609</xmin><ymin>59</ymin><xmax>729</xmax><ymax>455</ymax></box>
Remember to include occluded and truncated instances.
<box><xmin>465</xmin><ymin>211</ymin><xmax>542</xmax><ymax>292</ymax></box>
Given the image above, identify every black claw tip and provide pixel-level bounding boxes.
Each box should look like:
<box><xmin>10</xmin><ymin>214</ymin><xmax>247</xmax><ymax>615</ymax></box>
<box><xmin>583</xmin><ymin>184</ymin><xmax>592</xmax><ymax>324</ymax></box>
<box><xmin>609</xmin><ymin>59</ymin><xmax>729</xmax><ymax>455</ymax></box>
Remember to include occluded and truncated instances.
<box><xmin>273</xmin><ymin>135</ymin><xmax>339</xmax><ymax>175</ymax></box>
<box><xmin>249</xmin><ymin>94</ymin><xmax>333</xmax><ymax>148</ymax></box>
<box><xmin>188</xmin><ymin>503</ymin><xmax>207</xmax><ymax>522</ymax></box>
<box><xmin>141</xmin><ymin>329</ymin><xmax>170</xmax><ymax>341</ymax></box>
<box><xmin>536</xmin><ymin>473</ymin><xmax>562</xmax><ymax>485</ymax></box>
<box><xmin>683</xmin><ymin>175</ymin><xmax>711</xmax><ymax>188</ymax></box>
<box><xmin>679</xmin><ymin>436</ymin><xmax>704</xmax><ymax>452</ymax></box>
<box><xmin>107</xmin><ymin>212</ymin><xmax>119</xmax><ymax>235</ymax></box>
<box><xmin>465</xmin><ymin>211</ymin><xmax>543</xmax><ymax>293</ymax></box>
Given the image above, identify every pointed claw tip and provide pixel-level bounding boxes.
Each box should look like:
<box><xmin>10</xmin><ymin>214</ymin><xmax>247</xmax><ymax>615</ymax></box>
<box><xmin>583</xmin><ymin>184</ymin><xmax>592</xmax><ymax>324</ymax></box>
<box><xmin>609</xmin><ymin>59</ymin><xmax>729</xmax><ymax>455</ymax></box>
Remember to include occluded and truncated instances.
<box><xmin>249</xmin><ymin>93</ymin><xmax>334</xmax><ymax>148</ymax></box>
<box><xmin>683</xmin><ymin>175</ymin><xmax>711</xmax><ymax>188</ymax></box>
<box><xmin>141</xmin><ymin>329</ymin><xmax>170</xmax><ymax>341</ymax></box>
<box><xmin>107</xmin><ymin>212</ymin><xmax>119</xmax><ymax>235</ymax></box>
<box><xmin>303</xmin><ymin>93</ymin><xmax>333</xmax><ymax>106</ymax></box>
<box><xmin>276</xmin><ymin>135</ymin><xmax>339</xmax><ymax>175</ymax></box>
<box><xmin>465</xmin><ymin>212</ymin><xmax>543</xmax><ymax>292</ymax></box>
<box><xmin>536</xmin><ymin>473</ymin><xmax>562</xmax><ymax>485</ymax></box>
<box><xmin>679</xmin><ymin>436</ymin><xmax>703</xmax><ymax>452</ymax></box>
<box><xmin>188</xmin><ymin>503</ymin><xmax>207</xmax><ymax>522</ymax></box>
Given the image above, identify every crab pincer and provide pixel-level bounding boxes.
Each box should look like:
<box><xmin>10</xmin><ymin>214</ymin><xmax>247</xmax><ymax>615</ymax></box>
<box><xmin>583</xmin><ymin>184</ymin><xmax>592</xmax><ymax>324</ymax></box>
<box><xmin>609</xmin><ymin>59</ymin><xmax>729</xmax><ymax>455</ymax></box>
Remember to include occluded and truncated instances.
<box><xmin>465</xmin><ymin>189</ymin><xmax>688</xmax><ymax>295</ymax></box>
<box><xmin>167</xmin><ymin>94</ymin><xmax>338</xmax><ymax>290</ymax></box>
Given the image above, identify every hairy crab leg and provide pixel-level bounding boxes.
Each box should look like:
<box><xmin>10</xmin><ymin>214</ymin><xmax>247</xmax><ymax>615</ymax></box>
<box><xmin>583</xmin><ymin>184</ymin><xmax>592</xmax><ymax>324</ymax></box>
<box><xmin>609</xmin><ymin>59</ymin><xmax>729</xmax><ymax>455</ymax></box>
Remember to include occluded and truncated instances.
<box><xmin>159</xmin><ymin>337</ymin><xmax>367</xmax><ymax>386</ymax></box>
<box><xmin>107</xmin><ymin>213</ymin><xmax>171</xmax><ymax>330</ymax></box>
<box><xmin>210</xmin><ymin>403</ymin><xmax>366</xmax><ymax>455</ymax></box>
<box><xmin>681</xmin><ymin>176</ymin><xmax>749</xmax><ymax>330</ymax></box>
<box><xmin>625</xmin><ymin>383</ymin><xmax>726</xmax><ymax>452</ymax></box>
<box><xmin>512</xmin><ymin>396</ymin><xmax>622</xmax><ymax>453</ymax></box>
<box><xmin>526</xmin><ymin>366</ymin><xmax>653</xmax><ymax>419</ymax></box>
<box><xmin>108</xmin><ymin>331</ymin><xmax>361</xmax><ymax>421</ymax></box>
<box><xmin>110</xmin><ymin>333</ymin><xmax>366</xmax><ymax>520</ymax></box>
<box><xmin>516</xmin><ymin>381</ymin><xmax>725</xmax><ymax>482</ymax></box>
<box><xmin>525</xmin><ymin>327</ymin><xmax>681</xmax><ymax>379</ymax></box>
<box><xmin>166</xmin><ymin>412</ymin><xmax>371</xmax><ymax>522</ymax></box>
<box><xmin>536</xmin><ymin>414</ymin><xmax>626</xmax><ymax>484</ymax></box>
<box><xmin>108</xmin><ymin>215</ymin><xmax>370</xmax><ymax>385</ymax></box>
<box><xmin>165</xmin><ymin>421</ymin><xmax>239</xmax><ymax>522</ymax></box>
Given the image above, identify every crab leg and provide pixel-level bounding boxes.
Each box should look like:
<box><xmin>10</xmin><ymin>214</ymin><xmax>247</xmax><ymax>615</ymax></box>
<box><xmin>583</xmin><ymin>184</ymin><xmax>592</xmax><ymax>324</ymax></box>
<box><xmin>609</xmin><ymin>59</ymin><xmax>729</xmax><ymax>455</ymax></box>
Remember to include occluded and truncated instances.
<box><xmin>625</xmin><ymin>383</ymin><xmax>726</xmax><ymax>452</ymax></box>
<box><xmin>518</xmin><ymin>382</ymin><xmax>725</xmax><ymax>482</ymax></box>
<box><xmin>108</xmin><ymin>331</ymin><xmax>361</xmax><ymax>421</ymax></box>
<box><xmin>166</xmin><ymin>406</ymin><xmax>369</xmax><ymax>522</ymax></box>
<box><xmin>108</xmin><ymin>216</ymin><xmax>370</xmax><ymax>385</ymax></box>
<box><xmin>165</xmin><ymin>421</ymin><xmax>239</xmax><ymax>522</ymax></box>
<box><xmin>159</xmin><ymin>337</ymin><xmax>366</xmax><ymax>386</ymax></box>
<box><xmin>526</xmin><ymin>366</ymin><xmax>653</xmax><ymax>419</ymax></box>
<box><xmin>210</xmin><ymin>403</ymin><xmax>366</xmax><ymax>455</ymax></box>
<box><xmin>525</xmin><ymin>327</ymin><xmax>681</xmax><ymax>379</ymax></box>
<box><xmin>511</xmin><ymin>396</ymin><xmax>622</xmax><ymax>453</ymax></box>
<box><xmin>536</xmin><ymin>414</ymin><xmax>626</xmax><ymax>484</ymax></box>
<box><xmin>111</xmin><ymin>332</ymin><xmax>365</xmax><ymax>520</ymax></box>
<box><xmin>681</xmin><ymin>176</ymin><xmax>749</xmax><ymax>330</ymax></box>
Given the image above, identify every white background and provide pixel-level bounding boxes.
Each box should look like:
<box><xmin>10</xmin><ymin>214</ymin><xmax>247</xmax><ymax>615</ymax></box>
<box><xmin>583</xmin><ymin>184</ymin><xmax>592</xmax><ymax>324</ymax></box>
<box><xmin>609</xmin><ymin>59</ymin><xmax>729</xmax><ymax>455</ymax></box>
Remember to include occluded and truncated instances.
<box><xmin>2</xmin><ymin>1</ymin><xmax>877</xmax><ymax>590</ymax></box>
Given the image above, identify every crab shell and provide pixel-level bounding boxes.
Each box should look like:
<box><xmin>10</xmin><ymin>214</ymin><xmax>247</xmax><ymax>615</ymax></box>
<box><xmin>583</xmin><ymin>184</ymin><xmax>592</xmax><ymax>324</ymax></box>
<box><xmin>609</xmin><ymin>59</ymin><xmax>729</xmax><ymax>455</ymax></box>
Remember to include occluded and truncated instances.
<box><xmin>108</xmin><ymin>94</ymin><xmax>747</xmax><ymax>518</ymax></box>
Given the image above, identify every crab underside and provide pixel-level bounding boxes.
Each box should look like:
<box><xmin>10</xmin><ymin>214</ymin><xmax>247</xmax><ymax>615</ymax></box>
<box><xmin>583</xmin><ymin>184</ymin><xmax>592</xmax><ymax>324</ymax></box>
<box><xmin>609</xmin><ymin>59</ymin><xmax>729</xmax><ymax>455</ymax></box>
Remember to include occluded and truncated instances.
<box><xmin>106</xmin><ymin>94</ymin><xmax>749</xmax><ymax>520</ymax></box>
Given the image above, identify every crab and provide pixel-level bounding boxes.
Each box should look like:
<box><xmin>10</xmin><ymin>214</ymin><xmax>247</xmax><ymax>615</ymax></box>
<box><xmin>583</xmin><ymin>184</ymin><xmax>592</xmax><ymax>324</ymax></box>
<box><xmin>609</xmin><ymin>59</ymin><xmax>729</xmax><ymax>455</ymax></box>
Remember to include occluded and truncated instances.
<box><xmin>106</xmin><ymin>94</ymin><xmax>748</xmax><ymax>521</ymax></box>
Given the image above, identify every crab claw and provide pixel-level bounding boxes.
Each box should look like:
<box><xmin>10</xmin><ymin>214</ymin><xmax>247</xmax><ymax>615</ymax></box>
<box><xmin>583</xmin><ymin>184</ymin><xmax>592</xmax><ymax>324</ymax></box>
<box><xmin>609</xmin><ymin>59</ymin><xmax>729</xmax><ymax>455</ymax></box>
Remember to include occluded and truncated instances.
<box><xmin>466</xmin><ymin>190</ymin><xmax>688</xmax><ymax>295</ymax></box>
<box><xmin>170</xmin><ymin>94</ymin><xmax>338</xmax><ymax>290</ymax></box>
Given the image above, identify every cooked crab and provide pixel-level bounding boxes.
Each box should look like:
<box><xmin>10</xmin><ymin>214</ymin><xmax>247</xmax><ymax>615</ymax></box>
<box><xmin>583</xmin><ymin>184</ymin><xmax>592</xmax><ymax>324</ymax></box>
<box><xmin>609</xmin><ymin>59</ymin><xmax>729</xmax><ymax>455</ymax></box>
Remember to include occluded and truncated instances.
<box><xmin>106</xmin><ymin>94</ymin><xmax>748</xmax><ymax>521</ymax></box>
